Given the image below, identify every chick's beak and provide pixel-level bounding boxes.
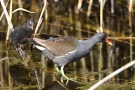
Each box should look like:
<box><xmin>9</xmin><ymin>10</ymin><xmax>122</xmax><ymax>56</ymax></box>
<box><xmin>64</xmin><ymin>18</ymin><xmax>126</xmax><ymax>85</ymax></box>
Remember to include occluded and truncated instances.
<box><xmin>30</xmin><ymin>25</ymin><xmax>34</xmax><ymax>30</ymax></box>
<box><xmin>106</xmin><ymin>37</ymin><xmax>112</xmax><ymax>45</ymax></box>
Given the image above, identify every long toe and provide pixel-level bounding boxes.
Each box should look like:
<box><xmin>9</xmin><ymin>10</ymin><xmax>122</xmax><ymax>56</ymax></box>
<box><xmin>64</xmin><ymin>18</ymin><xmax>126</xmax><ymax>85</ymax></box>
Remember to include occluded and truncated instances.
<box><xmin>15</xmin><ymin>48</ymin><xmax>19</xmax><ymax>52</ymax></box>
<box><xmin>18</xmin><ymin>46</ymin><xmax>27</xmax><ymax>58</ymax></box>
<box><xmin>61</xmin><ymin>74</ymin><xmax>78</xmax><ymax>85</ymax></box>
<box><xmin>60</xmin><ymin>66</ymin><xmax>78</xmax><ymax>85</ymax></box>
<box><xmin>15</xmin><ymin>47</ymin><xmax>20</xmax><ymax>56</ymax></box>
<box><xmin>18</xmin><ymin>49</ymin><xmax>26</xmax><ymax>58</ymax></box>
<box><xmin>65</xmin><ymin>77</ymin><xmax>69</xmax><ymax>85</ymax></box>
<box><xmin>55</xmin><ymin>64</ymin><xmax>61</xmax><ymax>76</ymax></box>
<box><xmin>21</xmin><ymin>51</ymin><xmax>26</xmax><ymax>57</ymax></box>
<box><xmin>55</xmin><ymin>64</ymin><xmax>61</xmax><ymax>73</ymax></box>
<box><xmin>60</xmin><ymin>66</ymin><xmax>70</xmax><ymax>85</ymax></box>
<box><xmin>13</xmin><ymin>43</ymin><xmax>18</xmax><ymax>52</ymax></box>
<box><xmin>60</xmin><ymin>74</ymin><xmax>69</xmax><ymax>85</ymax></box>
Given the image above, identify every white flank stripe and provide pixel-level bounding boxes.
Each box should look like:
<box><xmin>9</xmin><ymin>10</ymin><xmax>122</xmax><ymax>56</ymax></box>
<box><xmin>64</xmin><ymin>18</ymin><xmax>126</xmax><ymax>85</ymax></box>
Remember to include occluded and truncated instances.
<box><xmin>55</xmin><ymin>49</ymin><xmax>77</xmax><ymax>58</ymax></box>
<box><xmin>35</xmin><ymin>45</ymin><xmax>46</xmax><ymax>51</ymax></box>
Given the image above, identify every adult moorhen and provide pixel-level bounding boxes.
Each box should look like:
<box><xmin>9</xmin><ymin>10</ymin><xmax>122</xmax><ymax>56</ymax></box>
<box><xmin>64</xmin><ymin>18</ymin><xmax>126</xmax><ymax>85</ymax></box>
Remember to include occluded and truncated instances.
<box><xmin>29</xmin><ymin>32</ymin><xmax>112</xmax><ymax>84</ymax></box>
<box><xmin>9</xmin><ymin>18</ymin><xmax>35</xmax><ymax>58</ymax></box>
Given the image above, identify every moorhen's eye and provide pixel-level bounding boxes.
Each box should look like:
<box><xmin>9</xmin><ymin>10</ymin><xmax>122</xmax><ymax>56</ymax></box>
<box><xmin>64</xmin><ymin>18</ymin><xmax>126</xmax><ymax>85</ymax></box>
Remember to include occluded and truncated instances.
<box><xmin>29</xmin><ymin>22</ymin><xmax>32</xmax><ymax>25</ymax></box>
<box><xmin>29</xmin><ymin>21</ymin><xmax>34</xmax><ymax>25</ymax></box>
<box><xmin>101</xmin><ymin>35</ymin><xmax>106</xmax><ymax>41</ymax></box>
<box><xmin>27</xmin><ymin>19</ymin><xmax>35</xmax><ymax>26</ymax></box>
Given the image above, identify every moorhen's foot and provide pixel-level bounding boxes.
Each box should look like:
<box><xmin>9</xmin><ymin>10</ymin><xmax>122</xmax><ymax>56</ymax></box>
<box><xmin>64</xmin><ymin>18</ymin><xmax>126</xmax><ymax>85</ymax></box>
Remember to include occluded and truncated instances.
<box><xmin>18</xmin><ymin>47</ymin><xmax>26</xmax><ymax>58</ymax></box>
<box><xmin>55</xmin><ymin>64</ymin><xmax>60</xmax><ymax>72</ymax></box>
<box><xmin>13</xmin><ymin>45</ymin><xmax>20</xmax><ymax>55</ymax></box>
<box><xmin>15</xmin><ymin>48</ymin><xmax>19</xmax><ymax>52</ymax></box>
<box><xmin>55</xmin><ymin>64</ymin><xmax>61</xmax><ymax>76</ymax></box>
<box><xmin>60</xmin><ymin>75</ymin><xmax>77</xmax><ymax>85</ymax></box>
<box><xmin>20</xmin><ymin>50</ymin><xmax>26</xmax><ymax>58</ymax></box>
<box><xmin>60</xmin><ymin>66</ymin><xmax>77</xmax><ymax>85</ymax></box>
<box><xmin>13</xmin><ymin>43</ymin><xmax>18</xmax><ymax>52</ymax></box>
<box><xmin>14</xmin><ymin>47</ymin><xmax>21</xmax><ymax>57</ymax></box>
<box><xmin>55</xmin><ymin>65</ymin><xmax>75</xmax><ymax>84</ymax></box>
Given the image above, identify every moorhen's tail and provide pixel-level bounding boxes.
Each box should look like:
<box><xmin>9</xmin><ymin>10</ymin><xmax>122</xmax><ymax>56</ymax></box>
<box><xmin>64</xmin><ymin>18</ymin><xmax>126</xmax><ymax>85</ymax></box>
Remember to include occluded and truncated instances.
<box><xmin>27</xmin><ymin>38</ymin><xmax>37</xmax><ymax>53</ymax></box>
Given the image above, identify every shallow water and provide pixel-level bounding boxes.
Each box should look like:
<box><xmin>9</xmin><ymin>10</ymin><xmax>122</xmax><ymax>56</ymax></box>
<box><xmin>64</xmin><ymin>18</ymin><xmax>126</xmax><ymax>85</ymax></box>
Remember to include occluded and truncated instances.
<box><xmin>1</xmin><ymin>0</ymin><xmax>135</xmax><ymax>90</ymax></box>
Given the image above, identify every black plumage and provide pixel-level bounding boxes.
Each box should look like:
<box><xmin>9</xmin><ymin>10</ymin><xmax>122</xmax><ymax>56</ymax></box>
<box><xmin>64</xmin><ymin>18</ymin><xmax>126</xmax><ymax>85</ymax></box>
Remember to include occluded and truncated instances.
<box><xmin>29</xmin><ymin>32</ymin><xmax>112</xmax><ymax>84</ymax></box>
<box><xmin>9</xmin><ymin>19</ymin><xmax>35</xmax><ymax>58</ymax></box>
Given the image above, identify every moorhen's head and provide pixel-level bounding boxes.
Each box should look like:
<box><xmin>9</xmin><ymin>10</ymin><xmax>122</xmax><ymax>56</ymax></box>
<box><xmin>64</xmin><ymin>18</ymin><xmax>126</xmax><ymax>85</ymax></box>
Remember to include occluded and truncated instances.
<box><xmin>27</xmin><ymin>18</ymin><xmax>35</xmax><ymax>30</ymax></box>
<box><xmin>96</xmin><ymin>33</ymin><xmax>112</xmax><ymax>45</ymax></box>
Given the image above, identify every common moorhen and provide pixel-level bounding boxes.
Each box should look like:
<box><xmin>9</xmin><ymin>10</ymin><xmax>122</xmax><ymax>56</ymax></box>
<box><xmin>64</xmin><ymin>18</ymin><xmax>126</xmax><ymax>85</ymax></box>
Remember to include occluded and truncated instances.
<box><xmin>29</xmin><ymin>32</ymin><xmax>112</xmax><ymax>84</ymax></box>
<box><xmin>9</xmin><ymin>18</ymin><xmax>35</xmax><ymax>58</ymax></box>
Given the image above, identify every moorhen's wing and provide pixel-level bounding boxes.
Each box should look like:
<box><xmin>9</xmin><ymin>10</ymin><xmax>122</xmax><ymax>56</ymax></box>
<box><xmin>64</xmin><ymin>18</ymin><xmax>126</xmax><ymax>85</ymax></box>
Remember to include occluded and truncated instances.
<box><xmin>33</xmin><ymin>36</ymin><xmax>78</xmax><ymax>56</ymax></box>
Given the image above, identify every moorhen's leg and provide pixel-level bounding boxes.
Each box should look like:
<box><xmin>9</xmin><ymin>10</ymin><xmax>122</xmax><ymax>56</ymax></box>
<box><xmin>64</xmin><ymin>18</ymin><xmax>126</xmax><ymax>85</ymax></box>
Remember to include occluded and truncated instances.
<box><xmin>18</xmin><ymin>45</ymin><xmax>26</xmax><ymax>58</ymax></box>
<box><xmin>60</xmin><ymin>66</ymin><xmax>77</xmax><ymax>85</ymax></box>
<box><xmin>60</xmin><ymin>66</ymin><xmax>72</xmax><ymax>85</ymax></box>
<box><xmin>60</xmin><ymin>66</ymin><xmax>68</xmax><ymax>84</ymax></box>
<box><xmin>55</xmin><ymin>64</ymin><xmax>60</xmax><ymax>73</ymax></box>
<box><xmin>12</xmin><ymin>43</ymin><xmax>19</xmax><ymax>52</ymax></box>
<box><xmin>55</xmin><ymin>64</ymin><xmax>61</xmax><ymax>76</ymax></box>
<box><xmin>12</xmin><ymin>43</ymin><xmax>22</xmax><ymax>57</ymax></box>
<box><xmin>12</xmin><ymin>43</ymin><xmax>26</xmax><ymax>58</ymax></box>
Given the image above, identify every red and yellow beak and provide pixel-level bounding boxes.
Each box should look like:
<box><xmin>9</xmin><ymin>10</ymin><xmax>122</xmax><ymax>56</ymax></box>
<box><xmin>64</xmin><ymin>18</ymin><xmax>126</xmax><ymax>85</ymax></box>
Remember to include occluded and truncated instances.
<box><xmin>106</xmin><ymin>37</ymin><xmax>112</xmax><ymax>45</ymax></box>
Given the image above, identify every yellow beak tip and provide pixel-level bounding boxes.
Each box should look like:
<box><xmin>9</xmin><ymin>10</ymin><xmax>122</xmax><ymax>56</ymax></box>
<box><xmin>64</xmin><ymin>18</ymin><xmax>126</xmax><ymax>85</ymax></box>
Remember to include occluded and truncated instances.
<box><xmin>108</xmin><ymin>42</ymin><xmax>112</xmax><ymax>45</ymax></box>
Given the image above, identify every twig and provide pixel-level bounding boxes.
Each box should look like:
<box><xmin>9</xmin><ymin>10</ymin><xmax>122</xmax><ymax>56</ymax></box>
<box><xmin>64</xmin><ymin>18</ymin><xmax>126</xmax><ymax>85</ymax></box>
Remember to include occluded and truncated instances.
<box><xmin>87</xmin><ymin>0</ymin><xmax>93</xmax><ymax>18</ymax></box>
<box><xmin>129</xmin><ymin>0</ymin><xmax>133</xmax><ymax>62</ymax></box>
<box><xmin>0</xmin><ymin>0</ymin><xmax>9</xmax><ymax>20</ymax></box>
<box><xmin>34</xmin><ymin>0</ymin><xmax>47</xmax><ymax>37</ymax></box>
<box><xmin>89</xmin><ymin>60</ymin><xmax>135</xmax><ymax>90</ymax></box>
<box><xmin>56</xmin><ymin>80</ymin><xmax>68</xmax><ymax>90</ymax></box>
<box><xmin>0</xmin><ymin>81</ymin><xmax>2</xmax><ymax>87</ymax></box>
<box><xmin>77</xmin><ymin>0</ymin><xmax>83</xmax><ymax>10</ymax></box>
<box><xmin>111</xmin><ymin>0</ymin><xmax>114</xmax><ymax>13</ymax></box>
<box><xmin>1</xmin><ymin>0</ymin><xmax>13</xmax><ymax>45</ymax></box>
<box><xmin>108</xmin><ymin>37</ymin><xmax>135</xmax><ymax>39</ymax></box>
<box><xmin>0</xmin><ymin>57</ymin><xmax>8</xmax><ymax>62</ymax></box>
<box><xmin>12</xmin><ymin>8</ymin><xmax>35</xmax><ymax>14</ymax></box>
<box><xmin>99</xmin><ymin>0</ymin><xmax>103</xmax><ymax>32</ymax></box>
<box><xmin>76</xmin><ymin>0</ymin><xmax>83</xmax><ymax>14</ymax></box>
<box><xmin>45</xmin><ymin>8</ymin><xmax>48</xmax><ymax>21</ymax></box>
<box><xmin>34</xmin><ymin>69</ymin><xmax>41</xmax><ymax>90</ymax></box>
<box><xmin>0</xmin><ymin>0</ymin><xmax>10</xmax><ymax>26</ymax></box>
<box><xmin>34</xmin><ymin>18</ymin><xmax>43</xmax><ymax>37</ymax></box>
<box><xmin>6</xmin><ymin>0</ymin><xmax>13</xmax><ymax>45</ymax></box>
<box><xmin>103</xmin><ymin>0</ymin><xmax>106</xmax><ymax>8</ymax></box>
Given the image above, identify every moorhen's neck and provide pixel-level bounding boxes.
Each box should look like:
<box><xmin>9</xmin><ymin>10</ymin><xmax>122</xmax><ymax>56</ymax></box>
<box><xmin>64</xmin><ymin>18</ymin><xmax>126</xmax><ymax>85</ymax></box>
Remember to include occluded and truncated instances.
<box><xmin>80</xmin><ymin>33</ymin><xmax>106</xmax><ymax>51</ymax></box>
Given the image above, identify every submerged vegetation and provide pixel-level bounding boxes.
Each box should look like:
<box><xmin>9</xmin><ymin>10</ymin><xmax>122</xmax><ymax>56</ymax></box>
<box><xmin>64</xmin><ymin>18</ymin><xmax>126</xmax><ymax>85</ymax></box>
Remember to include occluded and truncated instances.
<box><xmin>0</xmin><ymin>0</ymin><xmax>135</xmax><ymax>90</ymax></box>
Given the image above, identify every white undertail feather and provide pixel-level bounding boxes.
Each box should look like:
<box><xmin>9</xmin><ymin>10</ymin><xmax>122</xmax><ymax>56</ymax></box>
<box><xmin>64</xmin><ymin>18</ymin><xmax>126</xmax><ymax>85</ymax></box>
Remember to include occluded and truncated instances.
<box><xmin>34</xmin><ymin>45</ymin><xmax>46</xmax><ymax>51</ymax></box>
